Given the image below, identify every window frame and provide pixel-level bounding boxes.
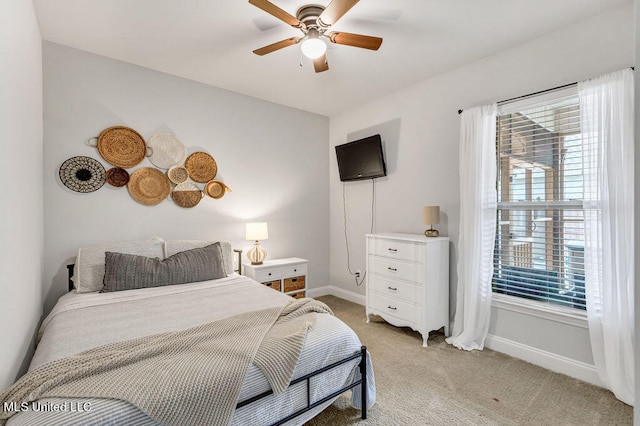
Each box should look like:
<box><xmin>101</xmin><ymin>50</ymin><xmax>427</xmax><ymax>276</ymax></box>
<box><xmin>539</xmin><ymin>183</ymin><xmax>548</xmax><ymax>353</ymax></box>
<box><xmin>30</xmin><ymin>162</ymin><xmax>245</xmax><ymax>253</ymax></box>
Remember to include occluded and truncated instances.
<box><xmin>491</xmin><ymin>86</ymin><xmax>587</xmax><ymax>317</ymax></box>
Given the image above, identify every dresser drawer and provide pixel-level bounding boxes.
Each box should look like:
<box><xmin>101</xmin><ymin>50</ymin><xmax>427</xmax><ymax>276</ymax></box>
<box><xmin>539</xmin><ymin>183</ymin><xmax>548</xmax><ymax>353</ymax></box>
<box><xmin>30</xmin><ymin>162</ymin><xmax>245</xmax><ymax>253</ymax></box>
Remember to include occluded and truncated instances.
<box><xmin>291</xmin><ymin>291</ymin><xmax>305</xmax><ymax>299</ymax></box>
<box><xmin>262</xmin><ymin>279</ymin><xmax>281</xmax><ymax>292</ymax></box>
<box><xmin>368</xmin><ymin>275</ymin><xmax>421</xmax><ymax>304</ymax></box>
<box><xmin>368</xmin><ymin>256</ymin><xmax>423</xmax><ymax>284</ymax></box>
<box><xmin>369</xmin><ymin>293</ymin><xmax>420</xmax><ymax>324</ymax></box>
<box><xmin>283</xmin><ymin>264</ymin><xmax>307</xmax><ymax>278</ymax></box>
<box><xmin>256</xmin><ymin>269</ymin><xmax>282</xmax><ymax>282</ymax></box>
<box><xmin>368</xmin><ymin>238</ymin><xmax>425</xmax><ymax>263</ymax></box>
<box><xmin>283</xmin><ymin>276</ymin><xmax>305</xmax><ymax>292</ymax></box>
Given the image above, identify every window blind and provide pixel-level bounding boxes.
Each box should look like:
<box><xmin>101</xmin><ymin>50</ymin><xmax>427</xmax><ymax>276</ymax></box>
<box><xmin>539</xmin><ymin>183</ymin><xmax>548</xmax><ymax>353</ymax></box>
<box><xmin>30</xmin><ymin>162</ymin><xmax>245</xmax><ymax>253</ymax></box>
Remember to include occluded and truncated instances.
<box><xmin>492</xmin><ymin>88</ymin><xmax>586</xmax><ymax>310</ymax></box>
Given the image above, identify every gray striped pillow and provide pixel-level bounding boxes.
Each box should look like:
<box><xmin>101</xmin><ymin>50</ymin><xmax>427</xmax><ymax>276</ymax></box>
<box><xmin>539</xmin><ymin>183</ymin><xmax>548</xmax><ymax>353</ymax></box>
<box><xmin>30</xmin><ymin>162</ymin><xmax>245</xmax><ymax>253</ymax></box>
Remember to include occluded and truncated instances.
<box><xmin>102</xmin><ymin>242</ymin><xmax>227</xmax><ymax>292</ymax></box>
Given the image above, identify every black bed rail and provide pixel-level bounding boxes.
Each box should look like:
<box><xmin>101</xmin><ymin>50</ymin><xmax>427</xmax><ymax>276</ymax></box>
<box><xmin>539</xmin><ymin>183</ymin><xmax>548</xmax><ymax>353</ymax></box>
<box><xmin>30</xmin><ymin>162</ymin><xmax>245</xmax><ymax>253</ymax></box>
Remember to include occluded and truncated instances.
<box><xmin>236</xmin><ymin>346</ymin><xmax>368</xmax><ymax>425</ymax></box>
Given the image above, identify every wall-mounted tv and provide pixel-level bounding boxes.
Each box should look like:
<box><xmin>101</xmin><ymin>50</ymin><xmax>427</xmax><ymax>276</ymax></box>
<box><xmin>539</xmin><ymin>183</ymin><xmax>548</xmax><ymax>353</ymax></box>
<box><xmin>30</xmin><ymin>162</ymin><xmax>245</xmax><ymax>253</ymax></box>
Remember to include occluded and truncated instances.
<box><xmin>335</xmin><ymin>135</ymin><xmax>387</xmax><ymax>182</ymax></box>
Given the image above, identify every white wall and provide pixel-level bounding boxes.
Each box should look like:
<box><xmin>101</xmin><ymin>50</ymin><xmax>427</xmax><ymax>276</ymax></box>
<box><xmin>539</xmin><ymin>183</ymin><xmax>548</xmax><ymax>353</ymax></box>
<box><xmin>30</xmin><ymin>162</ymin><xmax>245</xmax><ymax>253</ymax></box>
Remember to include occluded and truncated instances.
<box><xmin>42</xmin><ymin>43</ymin><xmax>329</xmax><ymax>314</ymax></box>
<box><xmin>329</xmin><ymin>4</ymin><xmax>634</xmax><ymax>383</ymax></box>
<box><xmin>0</xmin><ymin>1</ymin><xmax>44</xmax><ymax>389</ymax></box>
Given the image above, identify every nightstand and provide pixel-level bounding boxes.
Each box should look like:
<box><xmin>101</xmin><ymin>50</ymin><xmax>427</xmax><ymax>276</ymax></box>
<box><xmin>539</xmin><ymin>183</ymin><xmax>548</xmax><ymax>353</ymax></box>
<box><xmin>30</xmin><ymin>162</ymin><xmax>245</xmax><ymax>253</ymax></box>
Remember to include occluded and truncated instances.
<box><xmin>243</xmin><ymin>258</ymin><xmax>308</xmax><ymax>299</ymax></box>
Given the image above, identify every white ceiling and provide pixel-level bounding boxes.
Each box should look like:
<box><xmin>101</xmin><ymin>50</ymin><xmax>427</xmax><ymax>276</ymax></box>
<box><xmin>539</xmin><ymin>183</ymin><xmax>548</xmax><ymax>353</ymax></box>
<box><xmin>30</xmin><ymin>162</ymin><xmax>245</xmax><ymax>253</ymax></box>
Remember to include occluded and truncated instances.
<box><xmin>33</xmin><ymin>0</ymin><xmax>630</xmax><ymax>117</ymax></box>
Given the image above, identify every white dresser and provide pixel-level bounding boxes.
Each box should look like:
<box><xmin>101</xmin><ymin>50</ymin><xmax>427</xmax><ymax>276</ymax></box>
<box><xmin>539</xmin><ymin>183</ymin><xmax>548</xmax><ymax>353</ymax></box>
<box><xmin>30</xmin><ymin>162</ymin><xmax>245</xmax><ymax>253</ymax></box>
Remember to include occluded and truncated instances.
<box><xmin>366</xmin><ymin>233</ymin><xmax>449</xmax><ymax>347</ymax></box>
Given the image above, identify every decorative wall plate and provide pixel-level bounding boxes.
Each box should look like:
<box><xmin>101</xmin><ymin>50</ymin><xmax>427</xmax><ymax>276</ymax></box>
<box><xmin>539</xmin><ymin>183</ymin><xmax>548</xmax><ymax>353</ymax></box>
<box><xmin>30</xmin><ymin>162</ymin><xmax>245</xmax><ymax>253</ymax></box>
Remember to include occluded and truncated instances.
<box><xmin>205</xmin><ymin>180</ymin><xmax>231</xmax><ymax>199</ymax></box>
<box><xmin>185</xmin><ymin>152</ymin><xmax>217</xmax><ymax>183</ymax></box>
<box><xmin>105</xmin><ymin>167</ymin><xmax>130</xmax><ymax>187</ymax></box>
<box><xmin>93</xmin><ymin>126</ymin><xmax>147</xmax><ymax>168</ymax></box>
<box><xmin>171</xmin><ymin>182</ymin><xmax>204</xmax><ymax>208</ymax></box>
<box><xmin>59</xmin><ymin>156</ymin><xmax>106</xmax><ymax>193</ymax></box>
<box><xmin>127</xmin><ymin>167</ymin><xmax>171</xmax><ymax>206</ymax></box>
<box><xmin>147</xmin><ymin>133</ymin><xmax>187</xmax><ymax>169</ymax></box>
<box><xmin>167</xmin><ymin>165</ymin><xmax>189</xmax><ymax>185</ymax></box>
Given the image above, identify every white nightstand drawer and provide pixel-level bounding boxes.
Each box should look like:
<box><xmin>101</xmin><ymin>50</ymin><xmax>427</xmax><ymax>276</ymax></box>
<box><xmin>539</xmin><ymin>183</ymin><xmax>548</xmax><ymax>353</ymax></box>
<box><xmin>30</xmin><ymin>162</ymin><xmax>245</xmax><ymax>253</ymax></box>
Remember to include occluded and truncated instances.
<box><xmin>368</xmin><ymin>238</ymin><xmax>425</xmax><ymax>262</ymax></box>
<box><xmin>369</xmin><ymin>275</ymin><xmax>421</xmax><ymax>304</ymax></box>
<box><xmin>283</xmin><ymin>264</ymin><xmax>307</xmax><ymax>278</ymax></box>
<box><xmin>256</xmin><ymin>268</ymin><xmax>282</xmax><ymax>282</ymax></box>
<box><xmin>368</xmin><ymin>256</ymin><xmax>423</xmax><ymax>284</ymax></box>
<box><xmin>369</xmin><ymin>293</ymin><xmax>420</xmax><ymax>324</ymax></box>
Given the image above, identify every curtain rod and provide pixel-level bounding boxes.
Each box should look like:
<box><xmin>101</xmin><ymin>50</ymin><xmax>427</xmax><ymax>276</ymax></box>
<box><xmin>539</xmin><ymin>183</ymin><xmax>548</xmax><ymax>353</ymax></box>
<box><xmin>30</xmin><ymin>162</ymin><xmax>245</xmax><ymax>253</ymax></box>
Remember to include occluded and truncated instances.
<box><xmin>457</xmin><ymin>66</ymin><xmax>635</xmax><ymax>115</ymax></box>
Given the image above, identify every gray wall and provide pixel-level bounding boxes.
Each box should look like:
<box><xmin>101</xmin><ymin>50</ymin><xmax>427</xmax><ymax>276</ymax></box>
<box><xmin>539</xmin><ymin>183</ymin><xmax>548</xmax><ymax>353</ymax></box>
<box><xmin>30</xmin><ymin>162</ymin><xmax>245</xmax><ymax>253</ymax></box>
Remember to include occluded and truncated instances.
<box><xmin>635</xmin><ymin>0</ymin><xmax>639</xmax><ymax>420</ymax></box>
<box><xmin>328</xmin><ymin>4</ymin><xmax>634</xmax><ymax>378</ymax></box>
<box><xmin>42</xmin><ymin>43</ymin><xmax>329</xmax><ymax>314</ymax></box>
<box><xmin>0</xmin><ymin>1</ymin><xmax>44</xmax><ymax>389</ymax></box>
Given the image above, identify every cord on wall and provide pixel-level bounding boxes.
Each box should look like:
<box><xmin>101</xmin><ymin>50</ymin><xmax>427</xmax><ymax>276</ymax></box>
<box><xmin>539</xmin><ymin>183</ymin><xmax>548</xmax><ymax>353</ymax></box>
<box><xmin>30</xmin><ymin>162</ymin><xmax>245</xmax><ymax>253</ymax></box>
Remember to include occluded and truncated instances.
<box><xmin>342</xmin><ymin>179</ymin><xmax>375</xmax><ymax>286</ymax></box>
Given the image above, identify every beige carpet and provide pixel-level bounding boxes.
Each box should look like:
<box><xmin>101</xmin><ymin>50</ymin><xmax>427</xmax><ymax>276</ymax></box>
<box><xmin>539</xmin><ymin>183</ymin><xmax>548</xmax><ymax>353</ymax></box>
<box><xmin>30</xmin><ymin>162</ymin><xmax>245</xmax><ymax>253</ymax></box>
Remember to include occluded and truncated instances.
<box><xmin>306</xmin><ymin>295</ymin><xmax>632</xmax><ymax>426</ymax></box>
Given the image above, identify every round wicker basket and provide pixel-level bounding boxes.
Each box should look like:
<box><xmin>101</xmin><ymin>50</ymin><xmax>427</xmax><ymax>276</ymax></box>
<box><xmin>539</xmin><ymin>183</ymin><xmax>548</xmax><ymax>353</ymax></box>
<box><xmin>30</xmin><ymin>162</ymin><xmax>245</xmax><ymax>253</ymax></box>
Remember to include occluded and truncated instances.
<box><xmin>171</xmin><ymin>182</ymin><xmax>204</xmax><ymax>208</ymax></box>
<box><xmin>147</xmin><ymin>133</ymin><xmax>187</xmax><ymax>169</ymax></box>
<box><xmin>127</xmin><ymin>167</ymin><xmax>171</xmax><ymax>206</ymax></box>
<box><xmin>59</xmin><ymin>156</ymin><xmax>106</xmax><ymax>193</ymax></box>
<box><xmin>205</xmin><ymin>180</ymin><xmax>231</xmax><ymax>199</ymax></box>
<box><xmin>105</xmin><ymin>167</ymin><xmax>130</xmax><ymax>187</ymax></box>
<box><xmin>185</xmin><ymin>152</ymin><xmax>217</xmax><ymax>183</ymax></box>
<box><xmin>96</xmin><ymin>126</ymin><xmax>147</xmax><ymax>169</ymax></box>
<box><xmin>167</xmin><ymin>165</ymin><xmax>189</xmax><ymax>185</ymax></box>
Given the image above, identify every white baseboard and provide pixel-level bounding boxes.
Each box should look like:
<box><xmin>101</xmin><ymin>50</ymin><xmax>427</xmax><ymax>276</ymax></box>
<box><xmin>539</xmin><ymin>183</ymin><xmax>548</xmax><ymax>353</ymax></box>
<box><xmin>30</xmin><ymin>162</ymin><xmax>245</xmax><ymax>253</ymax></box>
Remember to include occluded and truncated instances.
<box><xmin>307</xmin><ymin>285</ymin><xmax>365</xmax><ymax>306</ymax></box>
<box><xmin>485</xmin><ymin>334</ymin><xmax>603</xmax><ymax>388</ymax></box>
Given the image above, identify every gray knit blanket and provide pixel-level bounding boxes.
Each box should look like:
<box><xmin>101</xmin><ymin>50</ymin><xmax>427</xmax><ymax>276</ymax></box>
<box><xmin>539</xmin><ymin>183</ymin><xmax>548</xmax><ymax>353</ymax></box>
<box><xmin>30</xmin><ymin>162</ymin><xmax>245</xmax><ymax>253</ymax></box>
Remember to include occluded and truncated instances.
<box><xmin>0</xmin><ymin>298</ymin><xmax>332</xmax><ymax>426</ymax></box>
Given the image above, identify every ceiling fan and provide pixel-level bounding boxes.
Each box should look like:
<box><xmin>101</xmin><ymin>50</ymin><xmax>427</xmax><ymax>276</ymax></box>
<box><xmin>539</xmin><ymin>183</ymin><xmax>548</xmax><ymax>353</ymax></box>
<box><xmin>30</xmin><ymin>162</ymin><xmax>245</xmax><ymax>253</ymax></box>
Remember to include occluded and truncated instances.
<box><xmin>249</xmin><ymin>0</ymin><xmax>383</xmax><ymax>73</ymax></box>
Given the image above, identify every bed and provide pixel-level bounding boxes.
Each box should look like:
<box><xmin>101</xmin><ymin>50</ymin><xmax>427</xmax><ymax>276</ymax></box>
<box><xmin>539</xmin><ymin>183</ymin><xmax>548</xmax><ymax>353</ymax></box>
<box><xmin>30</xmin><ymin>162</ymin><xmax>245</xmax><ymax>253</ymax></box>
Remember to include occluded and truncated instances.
<box><xmin>1</xmin><ymin>237</ymin><xmax>375</xmax><ymax>426</ymax></box>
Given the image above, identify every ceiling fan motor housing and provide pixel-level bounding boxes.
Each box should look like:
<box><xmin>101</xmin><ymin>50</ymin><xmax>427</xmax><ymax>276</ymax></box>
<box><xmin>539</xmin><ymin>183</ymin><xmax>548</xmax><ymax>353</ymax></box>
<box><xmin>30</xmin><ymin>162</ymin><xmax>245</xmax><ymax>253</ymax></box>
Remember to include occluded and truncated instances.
<box><xmin>297</xmin><ymin>5</ymin><xmax>326</xmax><ymax>31</ymax></box>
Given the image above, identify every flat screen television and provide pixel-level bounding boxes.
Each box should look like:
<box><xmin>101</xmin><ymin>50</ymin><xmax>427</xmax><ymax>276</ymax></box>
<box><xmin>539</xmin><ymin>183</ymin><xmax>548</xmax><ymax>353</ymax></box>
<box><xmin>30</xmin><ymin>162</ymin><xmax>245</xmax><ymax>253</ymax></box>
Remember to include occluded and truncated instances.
<box><xmin>335</xmin><ymin>135</ymin><xmax>387</xmax><ymax>181</ymax></box>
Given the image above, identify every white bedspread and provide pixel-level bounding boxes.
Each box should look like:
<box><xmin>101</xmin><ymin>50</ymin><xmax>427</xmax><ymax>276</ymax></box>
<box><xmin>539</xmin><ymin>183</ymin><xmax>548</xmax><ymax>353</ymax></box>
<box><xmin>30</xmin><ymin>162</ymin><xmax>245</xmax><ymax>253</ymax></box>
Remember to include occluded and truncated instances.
<box><xmin>7</xmin><ymin>275</ymin><xmax>375</xmax><ymax>426</ymax></box>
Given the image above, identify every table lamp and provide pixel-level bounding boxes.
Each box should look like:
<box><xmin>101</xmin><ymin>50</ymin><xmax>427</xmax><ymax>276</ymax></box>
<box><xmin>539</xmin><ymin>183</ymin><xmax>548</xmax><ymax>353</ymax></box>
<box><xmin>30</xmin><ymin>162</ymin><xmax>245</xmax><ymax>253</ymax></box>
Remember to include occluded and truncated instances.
<box><xmin>246</xmin><ymin>222</ymin><xmax>268</xmax><ymax>265</ymax></box>
<box><xmin>423</xmin><ymin>206</ymin><xmax>440</xmax><ymax>237</ymax></box>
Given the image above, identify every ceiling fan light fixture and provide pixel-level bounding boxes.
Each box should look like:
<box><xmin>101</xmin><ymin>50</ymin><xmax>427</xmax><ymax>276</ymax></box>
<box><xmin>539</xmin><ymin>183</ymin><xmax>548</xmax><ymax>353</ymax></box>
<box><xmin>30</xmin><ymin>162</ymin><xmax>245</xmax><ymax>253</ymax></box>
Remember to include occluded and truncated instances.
<box><xmin>300</xmin><ymin>29</ymin><xmax>326</xmax><ymax>59</ymax></box>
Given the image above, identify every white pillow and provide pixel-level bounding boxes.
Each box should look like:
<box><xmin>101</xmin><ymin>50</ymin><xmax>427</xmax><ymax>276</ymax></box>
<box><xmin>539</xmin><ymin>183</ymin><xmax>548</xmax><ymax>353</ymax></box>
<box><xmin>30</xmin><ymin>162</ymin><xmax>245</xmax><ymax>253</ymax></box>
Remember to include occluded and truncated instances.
<box><xmin>75</xmin><ymin>236</ymin><xmax>165</xmax><ymax>293</ymax></box>
<box><xmin>164</xmin><ymin>240</ymin><xmax>235</xmax><ymax>275</ymax></box>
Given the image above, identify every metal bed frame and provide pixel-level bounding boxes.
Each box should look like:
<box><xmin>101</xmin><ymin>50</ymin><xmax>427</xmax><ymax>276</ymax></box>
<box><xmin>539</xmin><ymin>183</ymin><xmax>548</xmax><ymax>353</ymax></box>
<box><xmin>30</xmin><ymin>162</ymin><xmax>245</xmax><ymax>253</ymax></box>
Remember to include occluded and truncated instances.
<box><xmin>65</xmin><ymin>261</ymin><xmax>369</xmax><ymax>425</ymax></box>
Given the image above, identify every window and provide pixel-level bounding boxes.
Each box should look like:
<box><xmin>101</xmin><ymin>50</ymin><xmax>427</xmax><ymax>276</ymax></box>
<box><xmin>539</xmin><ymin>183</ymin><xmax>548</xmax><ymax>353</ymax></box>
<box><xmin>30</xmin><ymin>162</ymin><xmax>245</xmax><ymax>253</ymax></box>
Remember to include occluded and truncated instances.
<box><xmin>492</xmin><ymin>89</ymin><xmax>586</xmax><ymax>310</ymax></box>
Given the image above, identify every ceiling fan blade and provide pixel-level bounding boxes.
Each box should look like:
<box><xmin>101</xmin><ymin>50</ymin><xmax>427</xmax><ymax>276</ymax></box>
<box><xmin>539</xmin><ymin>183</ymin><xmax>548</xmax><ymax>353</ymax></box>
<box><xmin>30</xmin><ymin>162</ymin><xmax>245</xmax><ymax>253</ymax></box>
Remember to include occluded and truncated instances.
<box><xmin>253</xmin><ymin>37</ymin><xmax>300</xmax><ymax>56</ymax></box>
<box><xmin>318</xmin><ymin>0</ymin><xmax>360</xmax><ymax>27</ymax></box>
<box><xmin>328</xmin><ymin>31</ymin><xmax>383</xmax><ymax>50</ymax></box>
<box><xmin>313</xmin><ymin>54</ymin><xmax>329</xmax><ymax>73</ymax></box>
<box><xmin>248</xmin><ymin>0</ymin><xmax>301</xmax><ymax>28</ymax></box>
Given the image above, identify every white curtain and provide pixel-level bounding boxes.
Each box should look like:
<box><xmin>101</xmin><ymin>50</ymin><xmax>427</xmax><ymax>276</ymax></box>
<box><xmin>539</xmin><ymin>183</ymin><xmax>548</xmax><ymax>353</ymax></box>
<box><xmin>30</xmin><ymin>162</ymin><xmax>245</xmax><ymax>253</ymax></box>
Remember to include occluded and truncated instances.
<box><xmin>446</xmin><ymin>104</ymin><xmax>497</xmax><ymax>351</ymax></box>
<box><xmin>580</xmin><ymin>68</ymin><xmax>634</xmax><ymax>405</ymax></box>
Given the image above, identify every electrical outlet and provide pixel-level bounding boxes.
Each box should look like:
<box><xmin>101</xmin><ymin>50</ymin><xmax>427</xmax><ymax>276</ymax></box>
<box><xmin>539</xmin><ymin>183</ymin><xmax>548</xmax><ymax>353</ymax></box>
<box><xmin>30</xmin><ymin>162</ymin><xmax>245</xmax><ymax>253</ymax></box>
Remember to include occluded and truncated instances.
<box><xmin>355</xmin><ymin>270</ymin><xmax>361</xmax><ymax>278</ymax></box>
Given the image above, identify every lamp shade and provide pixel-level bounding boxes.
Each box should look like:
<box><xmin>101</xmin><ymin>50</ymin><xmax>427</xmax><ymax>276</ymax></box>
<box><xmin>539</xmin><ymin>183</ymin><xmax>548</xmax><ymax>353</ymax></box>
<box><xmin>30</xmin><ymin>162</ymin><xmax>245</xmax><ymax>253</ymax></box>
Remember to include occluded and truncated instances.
<box><xmin>422</xmin><ymin>206</ymin><xmax>440</xmax><ymax>225</ymax></box>
<box><xmin>246</xmin><ymin>222</ymin><xmax>268</xmax><ymax>241</ymax></box>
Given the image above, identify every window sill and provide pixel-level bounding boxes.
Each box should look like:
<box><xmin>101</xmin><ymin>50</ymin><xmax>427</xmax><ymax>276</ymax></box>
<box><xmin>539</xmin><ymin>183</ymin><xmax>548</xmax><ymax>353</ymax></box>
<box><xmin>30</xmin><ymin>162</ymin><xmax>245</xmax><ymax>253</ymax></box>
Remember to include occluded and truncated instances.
<box><xmin>491</xmin><ymin>294</ymin><xmax>588</xmax><ymax>329</ymax></box>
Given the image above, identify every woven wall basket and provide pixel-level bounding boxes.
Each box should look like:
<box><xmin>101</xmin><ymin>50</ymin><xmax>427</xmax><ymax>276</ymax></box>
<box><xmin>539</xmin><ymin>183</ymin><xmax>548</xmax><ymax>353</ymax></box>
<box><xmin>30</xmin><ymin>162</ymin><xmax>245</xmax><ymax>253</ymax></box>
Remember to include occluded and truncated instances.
<box><xmin>185</xmin><ymin>152</ymin><xmax>217</xmax><ymax>183</ymax></box>
<box><xmin>147</xmin><ymin>133</ymin><xmax>187</xmax><ymax>169</ymax></box>
<box><xmin>127</xmin><ymin>167</ymin><xmax>171</xmax><ymax>206</ymax></box>
<box><xmin>171</xmin><ymin>182</ymin><xmax>204</xmax><ymax>208</ymax></box>
<box><xmin>59</xmin><ymin>156</ymin><xmax>106</xmax><ymax>193</ymax></box>
<box><xmin>105</xmin><ymin>167</ymin><xmax>130</xmax><ymax>187</ymax></box>
<box><xmin>167</xmin><ymin>165</ymin><xmax>189</xmax><ymax>185</ymax></box>
<box><xmin>92</xmin><ymin>126</ymin><xmax>148</xmax><ymax>169</ymax></box>
<box><xmin>205</xmin><ymin>180</ymin><xmax>231</xmax><ymax>199</ymax></box>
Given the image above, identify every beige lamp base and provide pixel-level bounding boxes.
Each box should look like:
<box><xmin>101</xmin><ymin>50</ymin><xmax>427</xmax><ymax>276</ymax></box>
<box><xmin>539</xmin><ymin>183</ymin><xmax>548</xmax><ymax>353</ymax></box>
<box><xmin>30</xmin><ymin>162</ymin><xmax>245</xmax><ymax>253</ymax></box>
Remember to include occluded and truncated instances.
<box><xmin>247</xmin><ymin>241</ymin><xmax>267</xmax><ymax>265</ymax></box>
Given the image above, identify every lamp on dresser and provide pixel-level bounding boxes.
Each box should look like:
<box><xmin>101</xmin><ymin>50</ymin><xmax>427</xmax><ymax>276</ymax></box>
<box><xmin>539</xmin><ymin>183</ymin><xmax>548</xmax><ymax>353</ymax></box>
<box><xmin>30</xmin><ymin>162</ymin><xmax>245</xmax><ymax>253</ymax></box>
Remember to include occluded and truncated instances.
<box><xmin>423</xmin><ymin>206</ymin><xmax>440</xmax><ymax>237</ymax></box>
<box><xmin>246</xmin><ymin>222</ymin><xmax>268</xmax><ymax>265</ymax></box>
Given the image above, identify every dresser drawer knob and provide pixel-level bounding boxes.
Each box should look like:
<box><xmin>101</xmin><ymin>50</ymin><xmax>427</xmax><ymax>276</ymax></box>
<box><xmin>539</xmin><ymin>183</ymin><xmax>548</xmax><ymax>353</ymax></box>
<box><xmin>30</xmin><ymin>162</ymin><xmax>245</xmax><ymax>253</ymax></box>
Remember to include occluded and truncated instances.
<box><xmin>387</xmin><ymin>306</ymin><xmax>397</xmax><ymax>310</ymax></box>
<box><xmin>388</xmin><ymin>248</ymin><xmax>397</xmax><ymax>252</ymax></box>
<box><xmin>388</xmin><ymin>267</ymin><xmax>397</xmax><ymax>272</ymax></box>
<box><xmin>387</xmin><ymin>286</ymin><xmax>397</xmax><ymax>291</ymax></box>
